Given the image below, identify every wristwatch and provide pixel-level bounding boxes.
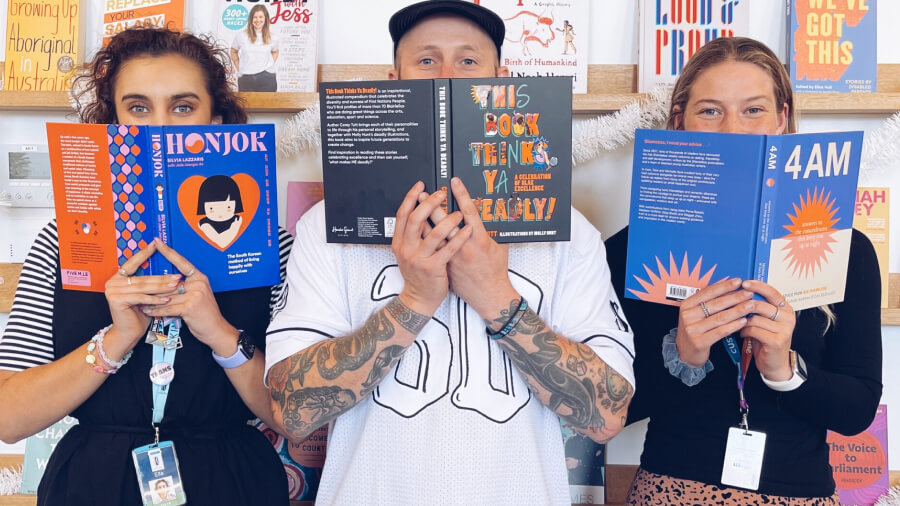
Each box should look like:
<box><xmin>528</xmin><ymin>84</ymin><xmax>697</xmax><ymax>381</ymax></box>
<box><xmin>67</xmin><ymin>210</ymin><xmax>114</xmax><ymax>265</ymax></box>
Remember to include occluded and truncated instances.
<box><xmin>761</xmin><ymin>349</ymin><xmax>807</xmax><ymax>392</ymax></box>
<box><xmin>212</xmin><ymin>330</ymin><xmax>256</xmax><ymax>369</ymax></box>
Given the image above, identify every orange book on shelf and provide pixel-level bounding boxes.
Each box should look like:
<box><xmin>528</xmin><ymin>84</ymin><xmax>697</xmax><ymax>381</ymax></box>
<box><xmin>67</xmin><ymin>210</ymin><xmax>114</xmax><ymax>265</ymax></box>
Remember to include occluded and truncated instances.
<box><xmin>854</xmin><ymin>187</ymin><xmax>890</xmax><ymax>308</ymax></box>
<box><xmin>101</xmin><ymin>0</ymin><xmax>185</xmax><ymax>47</ymax></box>
<box><xmin>4</xmin><ymin>0</ymin><xmax>81</xmax><ymax>92</ymax></box>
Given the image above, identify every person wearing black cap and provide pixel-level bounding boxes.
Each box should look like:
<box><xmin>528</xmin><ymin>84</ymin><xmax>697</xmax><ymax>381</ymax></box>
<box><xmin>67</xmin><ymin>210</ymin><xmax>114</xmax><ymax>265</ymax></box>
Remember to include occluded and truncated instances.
<box><xmin>265</xmin><ymin>2</ymin><xmax>635</xmax><ymax>504</ymax></box>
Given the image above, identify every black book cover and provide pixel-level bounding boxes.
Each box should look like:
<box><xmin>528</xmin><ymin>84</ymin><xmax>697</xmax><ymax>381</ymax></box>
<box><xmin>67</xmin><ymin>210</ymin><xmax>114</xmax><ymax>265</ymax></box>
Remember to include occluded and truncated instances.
<box><xmin>319</xmin><ymin>76</ymin><xmax>572</xmax><ymax>244</ymax></box>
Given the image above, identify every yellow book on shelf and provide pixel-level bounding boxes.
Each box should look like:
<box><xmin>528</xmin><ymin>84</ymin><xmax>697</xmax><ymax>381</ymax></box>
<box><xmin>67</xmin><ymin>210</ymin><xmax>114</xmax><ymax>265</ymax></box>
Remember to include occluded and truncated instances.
<box><xmin>854</xmin><ymin>187</ymin><xmax>890</xmax><ymax>308</ymax></box>
<box><xmin>4</xmin><ymin>0</ymin><xmax>81</xmax><ymax>92</ymax></box>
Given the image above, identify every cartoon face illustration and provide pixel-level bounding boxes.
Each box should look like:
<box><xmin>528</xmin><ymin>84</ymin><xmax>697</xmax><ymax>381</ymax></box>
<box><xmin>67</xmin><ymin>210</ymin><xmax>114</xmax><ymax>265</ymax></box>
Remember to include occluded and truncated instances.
<box><xmin>513</xmin><ymin>113</ymin><xmax>526</xmax><ymax>136</ymax></box>
<box><xmin>485</xmin><ymin>113</ymin><xmax>498</xmax><ymax>135</ymax></box>
<box><xmin>205</xmin><ymin>198</ymin><xmax>237</xmax><ymax>222</ymax></box>
<box><xmin>532</xmin><ymin>137</ymin><xmax>555</xmax><ymax>171</ymax></box>
<box><xmin>196</xmin><ymin>175</ymin><xmax>245</xmax><ymax>249</ymax></box>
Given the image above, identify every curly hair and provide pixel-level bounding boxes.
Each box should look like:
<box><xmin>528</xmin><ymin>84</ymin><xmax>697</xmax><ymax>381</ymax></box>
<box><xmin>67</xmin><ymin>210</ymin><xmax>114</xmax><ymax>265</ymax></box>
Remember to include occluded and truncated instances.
<box><xmin>72</xmin><ymin>27</ymin><xmax>246</xmax><ymax>124</ymax></box>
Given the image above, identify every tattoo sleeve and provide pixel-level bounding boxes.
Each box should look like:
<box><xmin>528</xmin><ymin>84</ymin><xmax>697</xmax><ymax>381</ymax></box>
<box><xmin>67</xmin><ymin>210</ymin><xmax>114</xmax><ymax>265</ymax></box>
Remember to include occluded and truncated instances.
<box><xmin>491</xmin><ymin>298</ymin><xmax>634</xmax><ymax>437</ymax></box>
<box><xmin>270</xmin><ymin>297</ymin><xmax>429</xmax><ymax>440</ymax></box>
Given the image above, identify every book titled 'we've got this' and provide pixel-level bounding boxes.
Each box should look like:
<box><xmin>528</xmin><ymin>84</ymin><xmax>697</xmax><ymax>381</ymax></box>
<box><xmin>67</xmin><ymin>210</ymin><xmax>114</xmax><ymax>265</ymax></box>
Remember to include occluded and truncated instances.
<box><xmin>624</xmin><ymin>129</ymin><xmax>862</xmax><ymax>311</ymax></box>
<box><xmin>47</xmin><ymin>123</ymin><xmax>280</xmax><ymax>292</ymax></box>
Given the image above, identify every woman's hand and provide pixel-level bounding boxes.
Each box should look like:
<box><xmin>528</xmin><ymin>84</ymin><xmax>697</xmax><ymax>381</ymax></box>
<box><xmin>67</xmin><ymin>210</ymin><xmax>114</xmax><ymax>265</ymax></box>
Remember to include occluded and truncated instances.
<box><xmin>740</xmin><ymin>280</ymin><xmax>795</xmax><ymax>381</ymax></box>
<box><xmin>675</xmin><ymin>278</ymin><xmax>755</xmax><ymax>367</ymax></box>
<box><xmin>105</xmin><ymin>240</ymin><xmax>181</xmax><ymax>351</ymax></box>
<box><xmin>141</xmin><ymin>238</ymin><xmax>238</xmax><ymax>353</ymax></box>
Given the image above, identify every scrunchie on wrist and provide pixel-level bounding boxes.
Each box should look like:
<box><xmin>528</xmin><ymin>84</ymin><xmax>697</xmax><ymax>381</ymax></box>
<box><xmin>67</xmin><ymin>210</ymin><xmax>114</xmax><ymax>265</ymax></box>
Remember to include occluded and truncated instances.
<box><xmin>662</xmin><ymin>327</ymin><xmax>713</xmax><ymax>386</ymax></box>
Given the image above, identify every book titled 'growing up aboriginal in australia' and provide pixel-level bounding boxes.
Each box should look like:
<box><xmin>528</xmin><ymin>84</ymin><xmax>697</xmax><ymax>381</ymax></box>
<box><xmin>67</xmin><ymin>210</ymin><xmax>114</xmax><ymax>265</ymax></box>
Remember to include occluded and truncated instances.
<box><xmin>46</xmin><ymin>123</ymin><xmax>280</xmax><ymax>292</ymax></box>
<box><xmin>4</xmin><ymin>0</ymin><xmax>82</xmax><ymax>91</ymax></box>
<box><xmin>638</xmin><ymin>0</ymin><xmax>748</xmax><ymax>92</ymax></box>
<box><xmin>788</xmin><ymin>0</ymin><xmax>877</xmax><ymax>93</ymax></box>
<box><xmin>319</xmin><ymin>76</ymin><xmax>572</xmax><ymax>244</ymax></box>
<box><xmin>624</xmin><ymin>129</ymin><xmax>862</xmax><ymax>311</ymax></box>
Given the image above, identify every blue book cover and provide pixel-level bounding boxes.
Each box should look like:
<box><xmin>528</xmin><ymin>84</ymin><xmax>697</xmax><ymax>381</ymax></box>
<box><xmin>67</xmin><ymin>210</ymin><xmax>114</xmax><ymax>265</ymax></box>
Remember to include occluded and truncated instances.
<box><xmin>48</xmin><ymin>123</ymin><xmax>280</xmax><ymax>293</ymax></box>
<box><xmin>788</xmin><ymin>0</ymin><xmax>877</xmax><ymax>93</ymax></box>
<box><xmin>624</xmin><ymin>129</ymin><xmax>862</xmax><ymax>311</ymax></box>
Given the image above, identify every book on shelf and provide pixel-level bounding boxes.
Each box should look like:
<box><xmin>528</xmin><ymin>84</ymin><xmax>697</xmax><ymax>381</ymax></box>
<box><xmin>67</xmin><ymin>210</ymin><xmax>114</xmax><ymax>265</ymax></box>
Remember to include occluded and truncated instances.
<box><xmin>787</xmin><ymin>0</ymin><xmax>877</xmax><ymax>93</ymax></box>
<box><xmin>254</xmin><ymin>420</ymin><xmax>327</xmax><ymax>501</ymax></box>
<box><xmin>624</xmin><ymin>128</ymin><xmax>863</xmax><ymax>311</ymax></box>
<box><xmin>472</xmin><ymin>0</ymin><xmax>590</xmax><ymax>94</ymax></box>
<box><xmin>100</xmin><ymin>0</ymin><xmax>185</xmax><ymax>47</ymax></box>
<box><xmin>0</xmin><ymin>0</ymin><xmax>6</xmax><ymax>90</ymax></box>
<box><xmin>318</xmin><ymin>76</ymin><xmax>572</xmax><ymax>244</ymax></box>
<box><xmin>637</xmin><ymin>0</ymin><xmax>748</xmax><ymax>93</ymax></box>
<box><xmin>20</xmin><ymin>416</ymin><xmax>78</xmax><ymax>494</ymax></box>
<box><xmin>828</xmin><ymin>404</ymin><xmax>889</xmax><ymax>506</ymax></box>
<box><xmin>46</xmin><ymin>122</ymin><xmax>280</xmax><ymax>293</ymax></box>
<box><xmin>854</xmin><ymin>187</ymin><xmax>889</xmax><ymax>308</ymax></box>
<box><xmin>216</xmin><ymin>0</ymin><xmax>319</xmax><ymax>92</ymax></box>
<box><xmin>4</xmin><ymin>0</ymin><xmax>82</xmax><ymax>92</ymax></box>
<box><xmin>561</xmin><ymin>422</ymin><xmax>605</xmax><ymax>504</ymax></box>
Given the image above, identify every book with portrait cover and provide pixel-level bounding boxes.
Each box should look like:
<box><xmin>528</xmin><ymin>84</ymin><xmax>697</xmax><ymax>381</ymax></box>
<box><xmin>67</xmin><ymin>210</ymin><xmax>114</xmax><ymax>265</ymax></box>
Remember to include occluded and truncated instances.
<box><xmin>828</xmin><ymin>404</ymin><xmax>888</xmax><ymax>506</ymax></box>
<box><xmin>787</xmin><ymin>0</ymin><xmax>877</xmax><ymax>93</ymax></box>
<box><xmin>4</xmin><ymin>0</ymin><xmax>82</xmax><ymax>91</ymax></box>
<box><xmin>319</xmin><ymin>76</ymin><xmax>572</xmax><ymax>244</ymax></box>
<box><xmin>638</xmin><ymin>0</ymin><xmax>749</xmax><ymax>92</ymax></box>
<box><xmin>46</xmin><ymin>122</ymin><xmax>280</xmax><ymax>293</ymax></box>
<box><xmin>472</xmin><ymin>0</ymin><xmax>591</xmax><ymax>94</ymax></box>
<box><xmin>215</xmin><ymin>0</ymin><xmax>319</xmax><ymax>92</ymax></box>
<box><xmin>624</xmin><ymin>128</ymin><xmax>862</xmax><ymax>311</ymax></box>
<box><xmin>100</xmin><ymin>0</ymin><xmax>185</xmax><ymax>47</ymax></box>
<box><xmin>561</xmin><ymin>422</ymin><xmax>606</xmax><ymax>504</ymax></box>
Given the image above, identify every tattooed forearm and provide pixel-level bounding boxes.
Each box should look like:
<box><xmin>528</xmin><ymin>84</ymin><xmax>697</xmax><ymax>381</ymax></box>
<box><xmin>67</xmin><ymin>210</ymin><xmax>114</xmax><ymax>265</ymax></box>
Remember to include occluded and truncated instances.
<box><xmin>492</xmin><ymin>300</ymin><xmax>633</xmax><ymax>436</ymax></box>
<box><xmin>270</xmin><ymin>296</ymin><xmax>428</xmax><ymax>439</ymax></box>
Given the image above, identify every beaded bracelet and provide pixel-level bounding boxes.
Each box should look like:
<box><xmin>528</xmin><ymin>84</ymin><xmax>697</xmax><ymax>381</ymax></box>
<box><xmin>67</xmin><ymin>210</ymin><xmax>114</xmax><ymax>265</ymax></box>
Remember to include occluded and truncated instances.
<box><xmin>486</xmin><ymin>298</ymin><xmax>528</xmax><ymax>340</ymax></box>
<box><xmin>85</xmin><ymin>325</ymin><xmax>132</xmax><ymax>374</ymax></box>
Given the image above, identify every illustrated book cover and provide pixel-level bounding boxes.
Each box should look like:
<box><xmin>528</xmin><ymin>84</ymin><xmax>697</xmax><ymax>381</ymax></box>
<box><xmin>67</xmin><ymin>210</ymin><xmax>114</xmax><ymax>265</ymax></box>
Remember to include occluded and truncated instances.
<box><xmin>473</xmin><ymin>0</ymin><xmax>590</xmax><ymax>93</ymax></box>
<box><xmin>788</xmin><ymin>0</ymin><xmax>877</xmax><ymax>93</ymax></box>
<box><xmin>100</xmin><ymin>0</ymin><xmax>185</xmax><ymax>47</ymax></box>
<box><xmin>46</xmin><ymin>122</ymin><xmax>280</xmax><ymax>293</ymax></box>
<box><xmin>4</xmin><ymin>0</ymin><xmax>82</xmax><ymax>91</ymax></box>
<box><xmin>638</xmin><ymin>0</ymin><xmax>749</xmax><ymax>92</ymax></box>
<box><xmin>319</xmin><ymin>76</ymin><xmax>572</xmax><ymax>245</ymax></box>
<box><xmin>828</xmin><ymin>404</ymin><xmax>888</xmax><ymax>506</ymax></box>
<box><xmin>624</xmin><ymin>128</ymin><xmax>863</xmax><ymax>311</ymax></box>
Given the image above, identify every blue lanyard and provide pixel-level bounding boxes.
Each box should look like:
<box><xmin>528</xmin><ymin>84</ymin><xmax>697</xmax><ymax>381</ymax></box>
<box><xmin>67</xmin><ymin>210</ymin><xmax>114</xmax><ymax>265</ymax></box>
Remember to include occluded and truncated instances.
<box><xmin>151</xmin><ymin>319</ymin><xmax>180</xmax><ymax>425</ymax></box>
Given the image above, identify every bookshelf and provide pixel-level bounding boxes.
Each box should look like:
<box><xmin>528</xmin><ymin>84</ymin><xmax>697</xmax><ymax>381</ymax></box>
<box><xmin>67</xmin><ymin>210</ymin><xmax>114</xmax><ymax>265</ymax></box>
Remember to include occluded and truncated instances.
<box><xmin>1</xmin><ymin>64</ymin><xmax>899</xmax><ymax>114</ymax></box>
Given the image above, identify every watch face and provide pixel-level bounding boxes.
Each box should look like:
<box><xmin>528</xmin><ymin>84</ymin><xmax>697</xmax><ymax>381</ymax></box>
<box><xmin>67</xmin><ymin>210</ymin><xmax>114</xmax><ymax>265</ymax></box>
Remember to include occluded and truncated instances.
<box><xmin>238</xmin><ymin>333</ymin><xmax>256</xmax><ymax>360</ymax></box>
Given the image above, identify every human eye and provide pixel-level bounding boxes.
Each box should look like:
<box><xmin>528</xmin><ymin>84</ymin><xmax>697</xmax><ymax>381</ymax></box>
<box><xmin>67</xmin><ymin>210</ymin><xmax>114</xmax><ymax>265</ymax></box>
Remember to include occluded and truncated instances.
<box><xmin>745</xmin><ymin>106</ymin><xmax>765</xmax><ymax>115</ymax></box>
<box><xmin>461</xmin><ymin>57</ymin><xmax>477</xmax><ymax>66</ymax></box>
<box><xmin>128</xmin><ymin>103</ymin><xmax>150</xmax><ymax>114</ymax></box>
<box><xmin>173</xmin><ymin>103</ymin><xmax>194</xmax><ymax>114</ymax></box>
<box><xmin>698</xmin><ymin>108</ymin><xmax>720</xmax><ymax>117</ymax></box>
<box><xmin>419</xmin><ymin>57</ymin><xmax>435</xmax><ymax>65</ymax></box>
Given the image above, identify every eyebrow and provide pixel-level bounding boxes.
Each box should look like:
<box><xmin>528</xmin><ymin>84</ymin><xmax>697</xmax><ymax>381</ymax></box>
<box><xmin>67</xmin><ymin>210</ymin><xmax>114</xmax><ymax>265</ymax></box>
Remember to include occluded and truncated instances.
<box><xmin>692</xmin><ymin>95</ymin><xmax>773</xmax><ymax>106</ymax></box>
<box><xmin>119</xmin><ymin>92</ymin><xmax>202</xmax><ymax>102</ymax></box>
<box><xmin>412</xmin><ymin>43</ymin><xmax>482</xmax><ymax>54</ymax></box>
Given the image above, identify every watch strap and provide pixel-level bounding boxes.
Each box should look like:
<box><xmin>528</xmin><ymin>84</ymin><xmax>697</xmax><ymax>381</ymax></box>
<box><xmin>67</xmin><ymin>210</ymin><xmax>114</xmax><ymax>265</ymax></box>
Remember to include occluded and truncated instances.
<box><xmin>761</xmin><ymin>350</ymin><xmax>807</xmax><ymax>392</ymax></box>
<box><xmin>211</xmin><ymin>330</ymin><xmax>253</xmax><ymax>369</ymax></box>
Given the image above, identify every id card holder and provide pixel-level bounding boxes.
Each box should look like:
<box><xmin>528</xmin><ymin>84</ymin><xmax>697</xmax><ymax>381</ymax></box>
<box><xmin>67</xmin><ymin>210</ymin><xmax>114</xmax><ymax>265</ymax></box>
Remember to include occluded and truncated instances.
<box><xmin>720</xmin><ymin>426</ymin><xmax>766</xmax><ymax>491</ymax></box>
<box><xmin>132</xmin><ymin>441</ymin><xmax>187</xmax><ymax>505</ymax></box>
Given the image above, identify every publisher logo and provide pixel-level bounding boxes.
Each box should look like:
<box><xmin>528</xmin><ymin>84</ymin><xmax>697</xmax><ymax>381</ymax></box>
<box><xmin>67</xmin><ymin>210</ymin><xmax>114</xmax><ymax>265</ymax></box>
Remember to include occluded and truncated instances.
<box><xmin>384</xmin><ymin>217</ymin><xmax>396</xmax><ymax>238</ymax></box>
<box><xmin>331</xmin><ymin>226</ymin><xmax>354</xmax><ymax>236</ymax></box>
<box><xmin>61</xmin><ymin>269</ymin><xmax>91</xmax><ymax>287</ymax></box>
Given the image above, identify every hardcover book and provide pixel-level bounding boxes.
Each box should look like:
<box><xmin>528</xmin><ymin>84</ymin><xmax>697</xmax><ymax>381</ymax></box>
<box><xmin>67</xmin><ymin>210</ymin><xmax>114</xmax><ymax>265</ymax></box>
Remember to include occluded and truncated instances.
<box><xmin>854</xmin><ymin>187</ymin><xmax>889</xmax><ymax>308</ymax></box>
<box><xmin>624</xmin><ymin>129</ymin><xmax>862</xmax><ymax>311</ymax></box>
<box><xmin>561</xmin><ymin>422</ymin><xmax>605</xmax><ymax>504</ymax></box>
<box><xmin>638</xmin><ymin>0</ymin><xmax>749</xmax><ymax>92</ymax></box>
<box><xmin>46</xmin><ymin>123</ymin><xmax>280</xmax><ymax>293</ymax></box>
<box><xmin>20</xmin><ymin>416</ymin><xmax>78</xmax><ymax>494</ymax></box>
<box><xmin>216</xmin><ymin>0</ymin><xmax>319</xmax><ymax>92</ymax></box>
<box><xmin>788</xmin><ymin>0</ymin><xmax>877</xmax><ymax>93</ymax></box>
<box><xmin>254</xmin><ymin>420</ymin><xmax>327</xmax><ymax>502</ymax></box>
<box><xmin>828</xmin><ymin>404</ymin><xmax>889</xmax><ymax>506</ymax></box>
<box><xmin>4</xmin><ymin>0</ymin><xmax>82</xmax><ymax>91</ymax></box>
<box><xmin>101</xmin><ymin>0</ymin><xmax>185</xmax><ymax>47</ymax></box>
<box><xmin>319</xmin><ymin>76</ymin><xmax>572</xmax><ymax>244</ymax></box>
<box><xmin>472</xmin><ymin>0</ymin><xmax>591</xmax><ymax>93</ymax></box>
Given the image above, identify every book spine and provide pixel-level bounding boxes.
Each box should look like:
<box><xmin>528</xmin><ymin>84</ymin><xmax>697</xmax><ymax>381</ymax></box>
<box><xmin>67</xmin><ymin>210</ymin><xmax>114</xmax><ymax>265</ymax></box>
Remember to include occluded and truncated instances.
<box><xmin>148</xmin><ymin>126</ymin><xmax>174</xmax><ymax>276</ymax></box>
<box><xmin>754</xmin><ymin>135</ymin><xmax>782</xmax><ymax>284</ymax></box>
<box><xmin>434</xmin><ymin>78</ymin><xmax>452</xmax><ymax>212</ymax></box>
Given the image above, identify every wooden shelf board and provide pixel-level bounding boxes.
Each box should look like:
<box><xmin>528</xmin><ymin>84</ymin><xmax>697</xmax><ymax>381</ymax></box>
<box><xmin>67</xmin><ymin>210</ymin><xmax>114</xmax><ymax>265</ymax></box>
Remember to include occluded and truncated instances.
<box><xmin>1</xmin><ymin>64</ymin><xmax>898</xmax><ymax>114</ymax></box>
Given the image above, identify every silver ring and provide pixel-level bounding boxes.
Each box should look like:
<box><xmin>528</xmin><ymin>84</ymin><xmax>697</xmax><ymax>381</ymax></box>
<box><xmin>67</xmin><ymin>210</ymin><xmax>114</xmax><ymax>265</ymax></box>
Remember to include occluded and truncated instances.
<box><xmin>700</xmin><ymin>301</ymin><xmax>711</xmax><ymax>318</ymax></box>
<box><xmin>118</xmin><ymin>268</ymin><xmax>128</xmax><ymax>277</ymax></box>
<box><xmin>127</xmin><ymin>276</ymin><xmax>133</xmax><ymax>286</ymax></box>
<box><xmin>177</xmin><ymin>283</ymin><xmax>185</xmax><ymax>295</ymax></box>
<box><xmin>771</xmin><ymin>306</ymin><xmax>780</xmax><ymax>321</ymax></box>
<box><xmin>185</xmin><ymin>269</ymin><xmax>195</xmax><ymax>278</ymax></box>
<box><xmin>778</xmin><ymin>299</ymin><xmax>786</xmax><ymax>308</ymax></box>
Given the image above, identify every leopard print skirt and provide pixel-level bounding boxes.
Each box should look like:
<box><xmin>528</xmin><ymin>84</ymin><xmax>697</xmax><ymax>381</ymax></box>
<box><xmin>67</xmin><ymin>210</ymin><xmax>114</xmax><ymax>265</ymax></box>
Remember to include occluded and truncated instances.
<box><xmin>625</xmin><ymin>468</ymin><xmax>841</xmax><ymax>505</ymax></box>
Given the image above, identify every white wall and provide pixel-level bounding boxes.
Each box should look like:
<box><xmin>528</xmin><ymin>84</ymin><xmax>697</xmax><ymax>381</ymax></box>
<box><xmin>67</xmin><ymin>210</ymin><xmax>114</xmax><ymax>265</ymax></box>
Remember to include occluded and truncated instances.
<box><xmin>2</xmin><ymin>0</ymin><xmax>899</xmax><ymax>466</ymax></box>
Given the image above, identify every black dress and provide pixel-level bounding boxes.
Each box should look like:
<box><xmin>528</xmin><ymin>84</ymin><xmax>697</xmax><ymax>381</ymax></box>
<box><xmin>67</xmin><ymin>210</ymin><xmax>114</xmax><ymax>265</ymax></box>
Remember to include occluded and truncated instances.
<box><xmin>36</xmin><ymin>273</ymin><xmax>289</xmax><ymax>505</ymax></box>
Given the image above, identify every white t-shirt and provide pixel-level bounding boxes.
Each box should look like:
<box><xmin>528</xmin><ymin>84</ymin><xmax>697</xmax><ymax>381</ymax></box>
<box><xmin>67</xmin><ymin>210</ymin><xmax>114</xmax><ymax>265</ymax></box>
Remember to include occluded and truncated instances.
<box><xmin>231</xmin><ymin>30</ymin><xmax>278</xmax><ymax>76</ymax></box>
<box><xmin>266</xmin><ymin>202</ymin><xmax>635</xmax><ymax>506</ymax></box>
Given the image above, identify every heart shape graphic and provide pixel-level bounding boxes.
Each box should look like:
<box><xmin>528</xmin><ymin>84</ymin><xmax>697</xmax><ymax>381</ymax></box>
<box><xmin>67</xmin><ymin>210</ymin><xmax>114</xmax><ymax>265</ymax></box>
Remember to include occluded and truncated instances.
<box><xmin>177</xmin><ymin>173</ymin><xmax>260</xmax><ymax>251</ymax></box>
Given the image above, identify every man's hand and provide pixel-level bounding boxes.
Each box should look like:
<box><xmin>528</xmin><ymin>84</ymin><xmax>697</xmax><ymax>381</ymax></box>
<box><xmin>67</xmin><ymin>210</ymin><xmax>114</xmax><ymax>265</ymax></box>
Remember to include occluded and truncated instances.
<box><xmin>392</xmin><ymin>181</ymin><xmax>472</xmax><ymax>316</ymax></box>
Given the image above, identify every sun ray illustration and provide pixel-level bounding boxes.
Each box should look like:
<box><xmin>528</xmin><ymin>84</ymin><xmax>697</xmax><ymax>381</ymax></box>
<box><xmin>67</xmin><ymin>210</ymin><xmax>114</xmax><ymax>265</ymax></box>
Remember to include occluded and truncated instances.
<box><xmin>629</xmin><ymin>252</ymin><xmax>718</xmax><ymax>306</ymax></box>
<box><xmin>780</xmin><ymin>186</ymin><xmax>840</xmax><ymax>278</ymax></box>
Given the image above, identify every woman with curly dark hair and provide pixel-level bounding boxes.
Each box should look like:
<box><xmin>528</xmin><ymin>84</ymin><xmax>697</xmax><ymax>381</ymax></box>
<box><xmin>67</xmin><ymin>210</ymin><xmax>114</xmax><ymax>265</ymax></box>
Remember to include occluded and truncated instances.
<box><xmin>0</xmin><ymin>27</ymin><xmax>291</xmax><ymax>506</ymax></box>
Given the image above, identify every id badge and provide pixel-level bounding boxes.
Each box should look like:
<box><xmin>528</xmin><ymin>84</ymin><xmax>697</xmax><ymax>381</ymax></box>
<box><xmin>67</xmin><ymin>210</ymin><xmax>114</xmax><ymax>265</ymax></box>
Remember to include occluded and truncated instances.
<box><xmin>132</xmin><ymin>441</ymin><xmax>187</xmax><ymax>506</ymax></box>
<box><xmin>720</xmin><ymin>426</ymin><xmax>766</xmax><ymax>491</ymax></box>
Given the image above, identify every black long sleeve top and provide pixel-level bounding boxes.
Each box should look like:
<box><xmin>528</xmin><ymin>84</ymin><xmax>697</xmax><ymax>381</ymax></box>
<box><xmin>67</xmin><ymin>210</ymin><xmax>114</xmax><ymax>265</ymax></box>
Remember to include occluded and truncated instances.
<box><xmin>605</xmin><ymin>226</ymin><xmax>883</xmax><ymax>498</ymax></box>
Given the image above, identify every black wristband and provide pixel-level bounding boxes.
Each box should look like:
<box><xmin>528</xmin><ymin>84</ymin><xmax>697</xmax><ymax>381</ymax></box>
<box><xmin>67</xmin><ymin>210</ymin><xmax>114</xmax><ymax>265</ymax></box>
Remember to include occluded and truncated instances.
<box><xmin>486</xmin><ymin>298</ymin><xmax>528</xmax><ymax>340</ymax></box>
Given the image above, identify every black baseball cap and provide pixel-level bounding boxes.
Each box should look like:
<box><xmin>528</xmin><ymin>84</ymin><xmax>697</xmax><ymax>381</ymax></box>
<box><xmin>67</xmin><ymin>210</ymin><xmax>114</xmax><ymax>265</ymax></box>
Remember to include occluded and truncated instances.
<box><xmin>389</xmin><ymin>1</ymin><xmax>506</xmax><ymax>60</ymax></box>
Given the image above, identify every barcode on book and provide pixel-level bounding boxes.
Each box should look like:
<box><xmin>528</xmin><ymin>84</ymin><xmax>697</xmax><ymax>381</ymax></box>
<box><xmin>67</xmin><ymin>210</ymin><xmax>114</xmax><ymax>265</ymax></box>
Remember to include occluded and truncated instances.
<box><xmin>666</xmin><ymin>284</ymin><xmax>699</xmax><ymax>301</ymax></box>
<box><xmin>384</xmin><ymin>217</ymin><xmax>396</xmax><ymax>238</ymax></box>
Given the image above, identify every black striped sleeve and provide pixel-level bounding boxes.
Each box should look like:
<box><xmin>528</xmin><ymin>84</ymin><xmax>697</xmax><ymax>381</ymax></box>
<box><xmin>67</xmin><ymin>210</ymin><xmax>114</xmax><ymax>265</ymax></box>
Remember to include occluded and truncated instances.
<box><xmin>269</xmin><ymin>227</ymin><xmax>294</xmax><ymax>316</ymax></box>
<box><xmin>0</xmin><ymin>220</ymin><xmax>59</xmax><ymax>371</ymax></box>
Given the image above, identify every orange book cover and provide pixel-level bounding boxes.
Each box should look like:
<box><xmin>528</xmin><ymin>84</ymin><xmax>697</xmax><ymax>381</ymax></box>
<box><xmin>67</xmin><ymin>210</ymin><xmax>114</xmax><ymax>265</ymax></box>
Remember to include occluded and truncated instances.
<box><xmin>854</xmin><ymin>187</ymin><xmax>889</xmax><ymax>308</ymax></box>
<box><xmin>4</xmin><ymin>0</ymin><xmax>81</xmax><ymax>91</ymax></box>
<box><xmin>102</xmin><ymin>0</ymin><xmax>185</xmax><ymax>47</ymax></box>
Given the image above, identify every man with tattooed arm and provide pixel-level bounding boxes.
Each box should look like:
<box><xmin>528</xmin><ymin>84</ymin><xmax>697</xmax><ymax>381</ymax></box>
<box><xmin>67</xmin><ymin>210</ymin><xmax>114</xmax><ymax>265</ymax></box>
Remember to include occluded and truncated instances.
<box><xmin>264</xmin><ymin>1</ymin><xmax>635</xmax><ymax>504</ymax></box>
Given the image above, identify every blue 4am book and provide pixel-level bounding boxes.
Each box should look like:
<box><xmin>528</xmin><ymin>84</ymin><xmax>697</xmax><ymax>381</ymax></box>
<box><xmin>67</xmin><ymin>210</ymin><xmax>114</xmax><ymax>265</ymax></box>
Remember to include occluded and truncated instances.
<box><xmin>624</xmin><ymin>129</ymin><xmax>863</xmax><ymax>311</ymax></box>
<box><xmin>47</xmin><ymin>123</ymin><xmax>280</xmax><ymax>293</ymax></box>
